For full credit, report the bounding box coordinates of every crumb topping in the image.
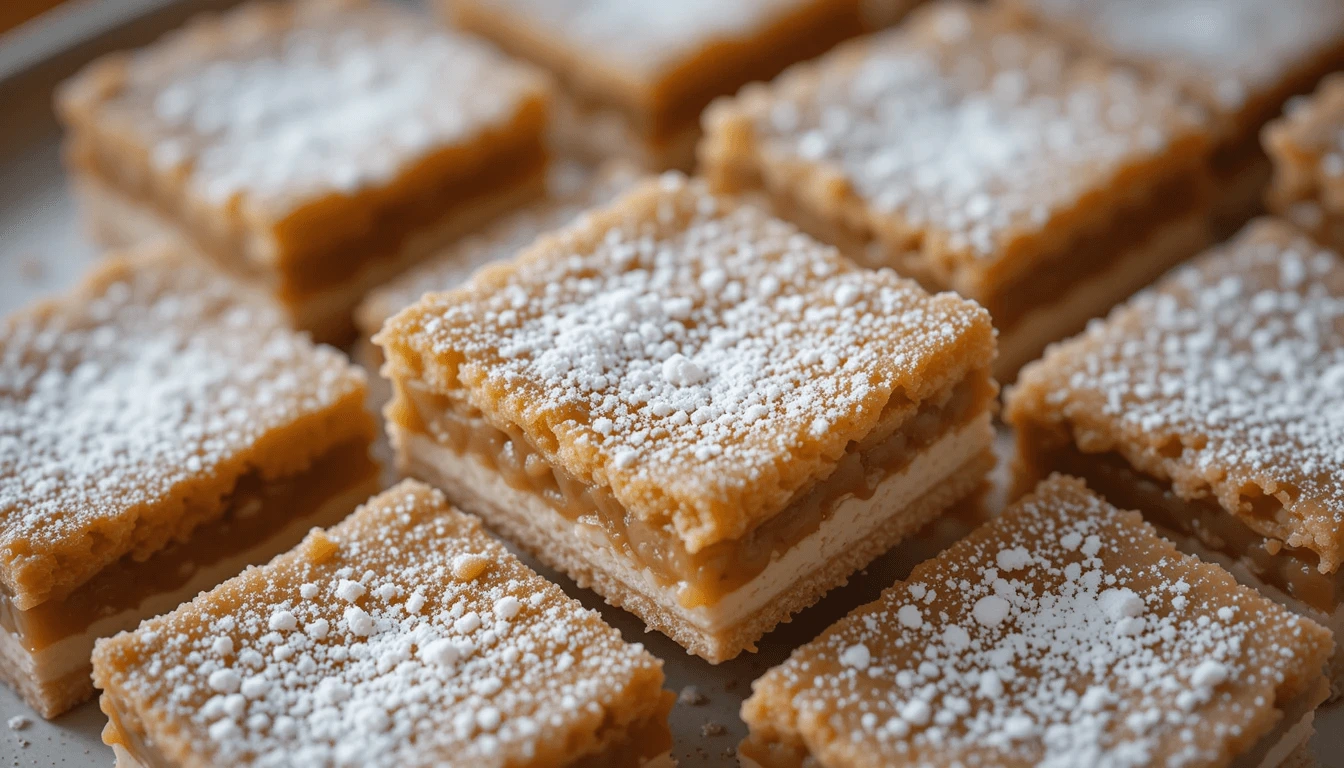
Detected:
[356,162,642,335]
[745,475,1332,767]
[707,2,1205,268]
[63,0,547,213]
[378,174,993,552]
[465,0,822,78]
[0,246,368,610]
[1009,219,1344,571]
[92,480,665,767]
[1010,0,1344,112]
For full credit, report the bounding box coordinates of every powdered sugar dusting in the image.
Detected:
[1265,74,1344,250]
[357,163,641,335]
[379,174,993,551]
[712,2,1203,266]
[1012,0,1344,112]
[0,247,366,609]
[92,481,665,767]
[745,475,1332,766]
[1009,219,1344,571]
[463,0,820,78]
[74,0,546,212]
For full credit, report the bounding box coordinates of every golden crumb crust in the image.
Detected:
[377,174,994,553]
[0,244,372,610]
[92,479,670,768]
[742,474,1334,768]
[1007,219,1344,572]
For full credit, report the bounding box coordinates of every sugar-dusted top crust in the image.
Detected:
[1008,219,1344,572]
[57,0,549,218]
[356,162,642,336]
[378,174,994,553]
[743,475,1333,768]
[1006,0,1344,117]
[0,245,370,610]
[452,0,840,83]
[92,480,667,768]
[701,1,1207,288]
[1265,73,1344,219]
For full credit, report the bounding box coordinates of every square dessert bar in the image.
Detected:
[354,162,642,363]
[376,175,998,663]
[0,245,378,718]
[1266,73,1344,254]
[443,0,894,171]
[1001,0,1344,233]
[93,480,674,768]
[1006,218,1344,698]
[701,1,1214,379]
[56,0,552,343]
[740,475,1334,768]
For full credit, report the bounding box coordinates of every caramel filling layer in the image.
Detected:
[980,172,1204,333]
[0,441,378,652]
[393,374,994,609]
[1044,446,1341,615]
[65,104,547,300]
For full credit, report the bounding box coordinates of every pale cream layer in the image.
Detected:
[401,411,992,635]
[2,483,372,688]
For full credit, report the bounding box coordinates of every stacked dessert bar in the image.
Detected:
[0,245,378,717]
[700,1,1215,378]
[56,0,552,342]
[376,174,999,663]
[1266,73,1344,253]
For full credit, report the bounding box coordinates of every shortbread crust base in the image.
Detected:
[71,170,544,344]
[0,479,377,719]
[392,416,993,663]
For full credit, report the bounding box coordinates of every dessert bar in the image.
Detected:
[0,245,378,718]
[1006,218,1344,697]
[93,480,673,767]
[442,0,895,171]
[354,161,641,364]
[740,475,1334,768]
[376,174,998,663]
[1001,0,1344,234]
[701,1,1213,378]
[57,0,552,342]
[1266,73,1344,253]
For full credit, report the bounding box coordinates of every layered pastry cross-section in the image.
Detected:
[376,174,998,663]
[442,0,895,171]
[93,480,673,768]
[1000,0,1344,234]
[354,161,642,366]
[740,475,1335,768]
[700,1,1214,378]
[56,0,552,343]
[0,245,378,718]
[1007,218,1344,698]
[1265,73,1344,254]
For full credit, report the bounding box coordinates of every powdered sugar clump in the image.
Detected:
[744,475,1332,766]
[380,175,992,551]
[92,481,665,767]
[1009,219,1344,570]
